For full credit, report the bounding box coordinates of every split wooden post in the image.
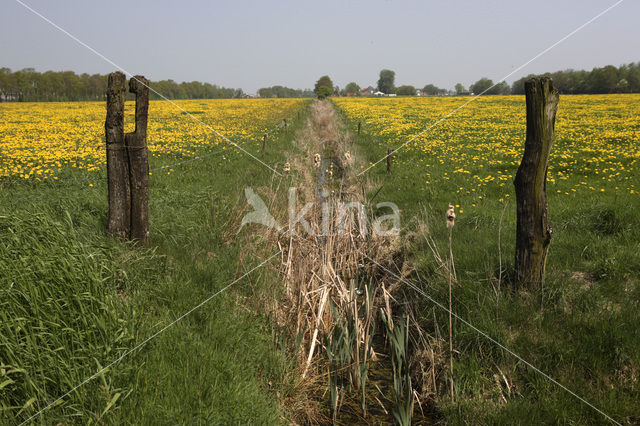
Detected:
[106,71,130,238]
[261,133,267,157]
[126,76,150,244]
[514,77,558,290]
[386,147,392,173]
[357,121,361,135]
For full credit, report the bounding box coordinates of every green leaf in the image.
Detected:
[18,397,36,415]
[101,392,121,417]
[0,379,14,390]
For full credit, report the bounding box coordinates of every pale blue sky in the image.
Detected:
[1,0,638,93]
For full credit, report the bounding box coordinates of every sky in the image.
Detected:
[1,0,639,94]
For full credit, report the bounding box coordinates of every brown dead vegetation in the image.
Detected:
[246,101,450,424]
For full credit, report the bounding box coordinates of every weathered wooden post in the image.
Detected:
[106,71,130,238]
[514,77,558,290]
[357,121,361,135]
[126,76,150,244]
[284,118,288,134]
[261,133,267,157]
[386,147,392,173]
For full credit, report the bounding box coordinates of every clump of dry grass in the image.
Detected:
[248,100,454,423]
[264,100,413,421]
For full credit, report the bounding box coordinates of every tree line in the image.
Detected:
[257,85,314,98]
[0,68,244,101]
[3,61,639,102]
[317,61,640,97]
[511,62,640,94]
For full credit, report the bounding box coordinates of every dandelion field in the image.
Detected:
[334,94,640,205]
[0,98,304,181]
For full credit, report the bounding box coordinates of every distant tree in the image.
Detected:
[333,85,341,96]
[588,65,619,93]
[616,78,630,93]
[316,86,332,99]
[344,82,361,96]
[454,83,466,94]
[422,84,443,96]
[258,87,274,98]
[377,69,395,94]
[257,86,310,98]
[470,77,494,95]
[396,85,417,96]
[624,62,640,92]
[493,81,511,95]
[314,75,334,98]
[511,75,533,95]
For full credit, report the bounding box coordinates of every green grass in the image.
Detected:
[336,102,640,424]
[3,97,637,424]
[0,103,309,424]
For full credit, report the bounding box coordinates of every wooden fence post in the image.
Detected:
[126,76,150,244]
[386,147,392,173]
[514,77,558,290]
[262,133,267,157]
[284,118,288,134]
[106,71,130,238]
[358,121,361,135]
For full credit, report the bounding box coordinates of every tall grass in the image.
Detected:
[0,211,155,422]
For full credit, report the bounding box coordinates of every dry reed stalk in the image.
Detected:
[446,204,456,401]
[303,286,329,378]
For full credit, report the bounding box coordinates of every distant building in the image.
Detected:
[361,86,375,96]
[374,91,385,96]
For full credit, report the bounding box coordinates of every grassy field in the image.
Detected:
[334,94,640,424]
[1,94,638,424]
[0,99,308,424]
